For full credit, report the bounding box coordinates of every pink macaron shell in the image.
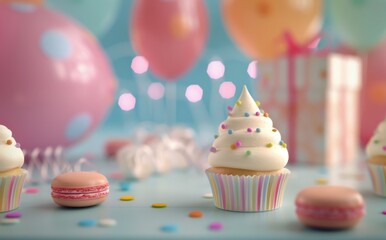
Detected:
[51,171,109,208]
[295,186,365,229]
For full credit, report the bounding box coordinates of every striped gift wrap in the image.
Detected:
[206,169,290,212]
[0,169,28,212]
[367,163,386,197]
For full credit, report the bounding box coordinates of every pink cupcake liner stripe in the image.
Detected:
[206,170,290,212]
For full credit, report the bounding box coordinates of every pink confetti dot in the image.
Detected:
[5,212,22,218]
[382,210,386,215]
[221,124,227,129]
[25,187,39,194]
[247,128,252,133]
[209,222,223,231]
[227,106,233,111]
[255,112,260,116]
[382,146,386,151]
[236,141,241,147]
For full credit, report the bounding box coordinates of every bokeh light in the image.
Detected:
[118,93,136,111]
[147,82,165,100]
[185,84,203,103]
[131,56,149,74]
[219,81,236,99]
[207,60,225,80]
[247,61,257,79]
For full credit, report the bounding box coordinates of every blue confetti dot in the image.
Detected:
[65,113,92,141]
[78,219,97,227]
[10,3,36,12]
[40,31,71,60]
[120,182,132,191]
[160,224,178,233]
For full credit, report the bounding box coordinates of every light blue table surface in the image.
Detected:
[0,156,385,240]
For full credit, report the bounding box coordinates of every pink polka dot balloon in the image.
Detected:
[0,3,116,150]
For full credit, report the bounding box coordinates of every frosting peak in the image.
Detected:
[0,125,24,172]
[366,118,386,158]
[208,86,288,171]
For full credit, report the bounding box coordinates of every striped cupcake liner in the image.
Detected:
[0,169,28,212]
[206,170,290,212]
[367,163,386,197]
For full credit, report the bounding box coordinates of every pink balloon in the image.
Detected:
[360,41,386,146]
[131,0,208,81]
[0,3,116,150]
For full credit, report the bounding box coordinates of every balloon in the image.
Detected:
[222,0,322,60]
[329,0,386,50]
[0,4,116,150]
[46,0,120,36]
[131,0,208,81]
[0,0,42,5]
[360,41,386,145]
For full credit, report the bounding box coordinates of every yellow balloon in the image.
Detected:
[222,0,322,60]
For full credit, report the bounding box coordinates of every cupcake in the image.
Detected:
[366,118,386,196]
[206,86,290,212]
[0,125,28,212]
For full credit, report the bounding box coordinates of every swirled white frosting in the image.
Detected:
[208,86,288,171]
[0,125,24,172]
[366,118,386,158]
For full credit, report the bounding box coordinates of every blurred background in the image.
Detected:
[1,0,386,167]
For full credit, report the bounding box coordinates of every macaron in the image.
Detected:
[51,171,109,207]
[295,186,365,229]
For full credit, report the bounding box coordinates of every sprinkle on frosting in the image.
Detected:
[282,143,287,148]
[235,141,242,147]
[245,150,251,156]
[236,100,242,106]
[263,112,269,117]
[244,112,250,117]
[230,144,237,150]
[247,128,252,133]
[255,112,260,116]
[255,101,260,106]
[266,143,273,148]
[210,147,217,153]
[272,129,277,132]
[214,134,218,139]
[228,129,233,135]
[221,124,227,129]
[6,139,12,145]
[255,128,261,133]
[383,146,386,151]
[227,106,233,111]
[374,140,379,144]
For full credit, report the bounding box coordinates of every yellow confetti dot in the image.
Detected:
[266,143,273,148]
[255,101,261,106]
[315,178,328,185]
[152,203,168,208]
[119,196,135,201]
[282,143,287,148]
[236,100,242,106]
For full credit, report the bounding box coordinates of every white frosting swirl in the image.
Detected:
[0,125,24,172]
[366,118,386,158]
[208,86,288,171]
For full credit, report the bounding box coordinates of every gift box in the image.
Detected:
[256,53,362,166]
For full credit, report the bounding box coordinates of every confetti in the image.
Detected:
[210,147,217,153]
[189,210,203,218]
[5,212,22,219]
[244,112,250,117]
[221,124,227,129]
[255,112,260,116]
[247,128,252,133]
[24,187,39,194]
[227,106,233,111]
[315,178,328,185]
[0,218,20,225]
[227,129,233,135]
[255,101,261,106]
[245,150,251,156]
[263,112,269,117]
[272,129,277,132]
[230,144,237,150]
[119,196,135,201]
[99,218,117,227]
[382,210,386,215]
[256,128,261,133]
[202,193,213,199]
[78,219,97,227]
[236,100,242,106]
[152,203,167,208]
[119,182,132,191]
[160,224,178,232]
[209,222,223,231]
[266,143,273,148]
[383,146,386,151]
[282,143,287,148]
[235,141,242,147]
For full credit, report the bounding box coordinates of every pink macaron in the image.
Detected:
[295,186,365,229]
[51,171,109,207]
